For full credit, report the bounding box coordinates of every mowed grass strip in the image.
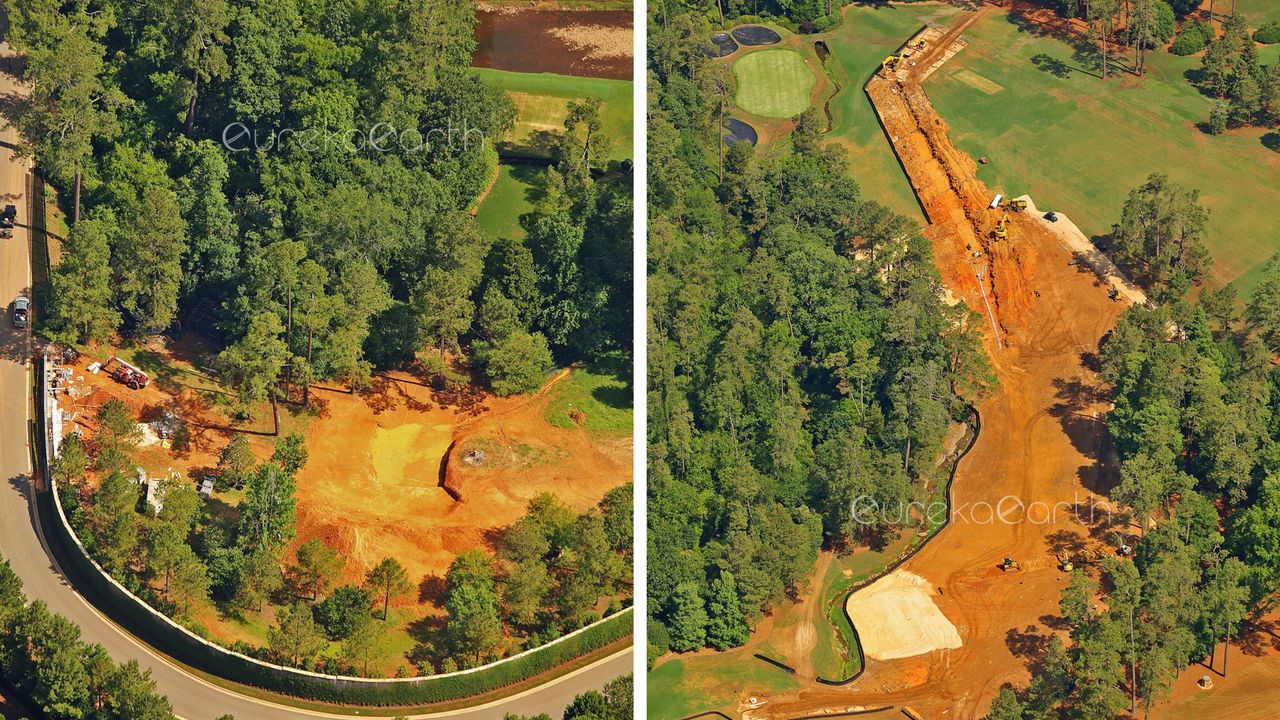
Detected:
[926,10,1280,290]
[473,68,633,161]
[475,164,543,241]
[733,49,816,118]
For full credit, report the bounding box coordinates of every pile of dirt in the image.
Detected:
[472,9,632,79]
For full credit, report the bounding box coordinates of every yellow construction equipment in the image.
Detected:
[1058,554,1074,572]
[992,212,1011,240]
[1005,198,1028,212]
[999,557,1022,572]
[880,55,902,75]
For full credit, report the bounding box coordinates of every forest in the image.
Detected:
[645,10,991,660]
[8,0,631,404]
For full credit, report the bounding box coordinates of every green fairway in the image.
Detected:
[472,68,633,161]
[733,49,817,118]
[1237,0,1280,28]
[925,10,1280,290]
[474,163,542,240]
[821,3,963,222]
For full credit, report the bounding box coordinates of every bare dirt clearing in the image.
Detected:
[62,339,631,619]
[757,8,1130,717]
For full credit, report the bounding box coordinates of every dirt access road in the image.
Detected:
[756,7,1131,717]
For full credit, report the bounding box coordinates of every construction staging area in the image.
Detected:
[752,8,1138,718]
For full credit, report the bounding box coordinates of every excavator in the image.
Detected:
[880,54,902,76]
[992,212,1011,240]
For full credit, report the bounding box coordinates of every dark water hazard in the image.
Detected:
[814,40,830,63]
[472,9,632,80]
[702,32,739,58]
[723,117,758,146]
[731,25,782,46]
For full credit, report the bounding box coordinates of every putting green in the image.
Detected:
[733,49,816,119]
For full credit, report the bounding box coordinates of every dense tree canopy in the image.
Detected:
[646,7,990,660]
[13,0,630,397]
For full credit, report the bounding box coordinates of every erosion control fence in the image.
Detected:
[33,353,632,706]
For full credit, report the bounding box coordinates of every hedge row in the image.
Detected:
[41,490,631,703]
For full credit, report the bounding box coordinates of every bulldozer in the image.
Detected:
[102,356,150,390]
[999,557,1022,572]
[880,55,902,75]
[992,212,1011,241]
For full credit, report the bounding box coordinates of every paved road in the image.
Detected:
[0,42,630,720]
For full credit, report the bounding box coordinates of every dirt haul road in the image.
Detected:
[758,9,1131,718]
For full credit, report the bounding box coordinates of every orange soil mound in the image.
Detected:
[293,371,631,605]
[755,9,1133,718]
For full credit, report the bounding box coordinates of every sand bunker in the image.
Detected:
[845,571,961,661]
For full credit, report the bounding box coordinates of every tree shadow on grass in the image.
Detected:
[1031,53,1075,78]
[1263,131,1280,152]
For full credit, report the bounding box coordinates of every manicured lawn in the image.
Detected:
[544,351,632,433]
[733,49,817,118]
[925,9,1280,290]
[474,164,543,241]
[821,3,963,222]
[472,68,633,161]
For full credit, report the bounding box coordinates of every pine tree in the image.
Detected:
[704,572,749,650]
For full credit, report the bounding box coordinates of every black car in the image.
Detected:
[0,205,15,229]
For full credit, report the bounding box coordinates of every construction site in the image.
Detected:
[47,335,631,657]
[664,3,1280,719]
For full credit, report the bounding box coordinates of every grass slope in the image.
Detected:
[822,3,963,222]
[733,49,817,118]
[473,68,633,161]
[474,164,543,241]
[925,10,1280,290]
[544,351,632,433]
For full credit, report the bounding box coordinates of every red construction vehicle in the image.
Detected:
[102,356,150,389]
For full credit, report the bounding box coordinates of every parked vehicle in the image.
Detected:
[12,296,30,329]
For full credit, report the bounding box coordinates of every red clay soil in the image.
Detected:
[60,340,630,620]
[754,9,1135,718]
[292,369,630,599]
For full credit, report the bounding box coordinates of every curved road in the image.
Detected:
[0,44,630,720]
